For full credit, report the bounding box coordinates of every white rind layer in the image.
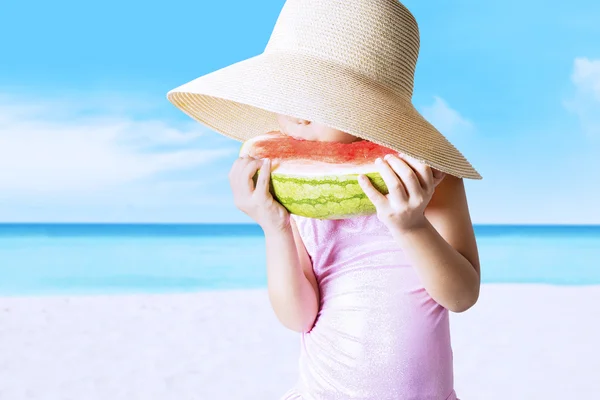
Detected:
[271,160,377,176]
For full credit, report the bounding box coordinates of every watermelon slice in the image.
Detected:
[240,132,396,220]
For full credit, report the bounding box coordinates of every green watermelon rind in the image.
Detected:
[254,171,388,220]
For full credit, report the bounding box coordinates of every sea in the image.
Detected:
[0,224,599,296]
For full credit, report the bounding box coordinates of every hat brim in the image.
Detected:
[167,51,481,179]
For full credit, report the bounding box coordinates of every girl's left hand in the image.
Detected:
[358,154,446,234]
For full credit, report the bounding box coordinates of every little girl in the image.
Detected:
[229,116,480,399]
[166,0,481,398]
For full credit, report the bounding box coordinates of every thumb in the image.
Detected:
[255,158,273,197]
[358,174,388,209]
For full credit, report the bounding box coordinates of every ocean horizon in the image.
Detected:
[1,222,599,235]
[1,223,599,296]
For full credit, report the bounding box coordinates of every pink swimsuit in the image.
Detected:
[282,214,457,400]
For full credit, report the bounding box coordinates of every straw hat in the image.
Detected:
[167,0,482,179]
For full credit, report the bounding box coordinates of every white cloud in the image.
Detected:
[571,57,600,99]
[0,94,236,194]
[564,57,600,138]
[420,96,474,136]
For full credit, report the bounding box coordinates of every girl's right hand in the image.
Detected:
[228,156,290,233]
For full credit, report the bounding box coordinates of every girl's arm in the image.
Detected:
[358,155,480,313]
[228,156,319,332]
[392,175,480,313]
[264,219,320,333]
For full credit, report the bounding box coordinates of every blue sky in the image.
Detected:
[0,0,599,224]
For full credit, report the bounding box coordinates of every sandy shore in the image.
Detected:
[1,284,599,399]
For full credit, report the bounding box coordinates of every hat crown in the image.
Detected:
[265,0,420,99]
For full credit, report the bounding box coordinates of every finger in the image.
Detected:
[240,158,262,192]
[376,158,407,202]
[229,156,252,189]
[394,154,433,191]
[358,174,388,209]
[231,154,254,173]
[229,155,246,177]
[432,169,446,187]
[409,158,434,191]
[254,158,272,197]
[383,155,420,198]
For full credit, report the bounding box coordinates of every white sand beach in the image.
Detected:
[1,284,599,400]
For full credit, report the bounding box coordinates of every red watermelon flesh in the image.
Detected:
[241,131,396,165]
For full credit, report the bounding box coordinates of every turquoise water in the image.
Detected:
[0,224,599,296]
